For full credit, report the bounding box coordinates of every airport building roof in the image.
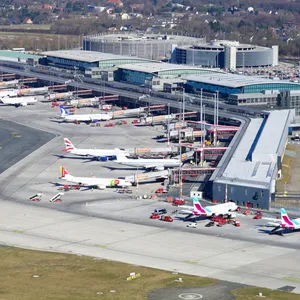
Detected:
[215,109,294,188]
[185,73,300,89]
[119,62,222,75]
[42,50,154,63]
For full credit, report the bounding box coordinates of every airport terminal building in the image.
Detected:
[209,109,294,209]
[116,63,223,91]
[39,50,155,78]
[173,40,278,70]
[184,73,300,96]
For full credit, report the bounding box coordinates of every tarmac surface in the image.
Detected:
[0,103,300,294]
[0,119,54,173]
[148,282,243,300]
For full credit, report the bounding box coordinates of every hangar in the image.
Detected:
[210,109,295,210]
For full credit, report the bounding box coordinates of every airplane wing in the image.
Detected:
[145,164,165,171]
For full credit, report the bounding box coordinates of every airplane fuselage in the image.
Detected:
[116,158,181,169]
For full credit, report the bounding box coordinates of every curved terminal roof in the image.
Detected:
[119,62,223,74]
[41,50,155,63]
[185,73,300,89]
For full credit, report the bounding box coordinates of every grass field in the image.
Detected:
[0,246,298,300]
[0,246,217,300]
[232,287,300,300]
[276,144,295,193]
[0,24,51,31]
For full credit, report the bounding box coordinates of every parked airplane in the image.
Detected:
[269,208,300,235]
[59,105,112,123]
[0,89,18,97]
[60,166,132,189]
[63,138,128,160]
[0,96,38,107]
[181,197,238,218]
[114,151,182,170]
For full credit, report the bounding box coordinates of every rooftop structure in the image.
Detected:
[39,50,154,71]
[211,109,295,209]
[118,62,222,75]
[185,73,300,95]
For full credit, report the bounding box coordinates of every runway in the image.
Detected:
[0,104,300,294]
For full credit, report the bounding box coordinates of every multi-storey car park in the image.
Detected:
[173,40,278,70]
[82,33,205,61]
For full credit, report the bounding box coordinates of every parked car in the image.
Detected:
[132,119,140,124]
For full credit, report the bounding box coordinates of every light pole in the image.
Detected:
[167,102,170,147]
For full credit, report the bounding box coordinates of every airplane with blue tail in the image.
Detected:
[59,105,112,123]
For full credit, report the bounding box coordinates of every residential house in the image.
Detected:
[23,18,33,24]
[107,0,123,8]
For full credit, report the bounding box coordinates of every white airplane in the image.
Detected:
[63,138,128,161]
[59,105,112,123]
[114,151,182,171]
[269,208,300,235]
[60,166,132,189]
[181,197,238,217]
[0,96,38,107]
[0,89,18,97]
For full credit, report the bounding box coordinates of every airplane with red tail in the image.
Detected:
[59,166,132,189]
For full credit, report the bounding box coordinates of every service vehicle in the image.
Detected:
[161,215,173,222]
[155,188,167,194]
[154,208,167,214]
[205,221,215,227]
[173,198,185,206]
[150,213,160,219]
[105,123,115,127]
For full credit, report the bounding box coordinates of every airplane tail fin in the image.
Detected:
[280,208,294,228]
[60,166,69,178]
[193,196,206,214]
[60,105,69,117]
[63,138,75,152]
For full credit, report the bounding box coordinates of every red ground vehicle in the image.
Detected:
[132,119,140,124]
[155,188,167,194]
[211,215,227,225]
[121,120,127,124]
[150,213,160,219]
[243,210,251,215]
[105,123,115,127]
[234,220,241,227]
[161,215,173,222]
[173,198,185,206]
[253,211,263,219]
